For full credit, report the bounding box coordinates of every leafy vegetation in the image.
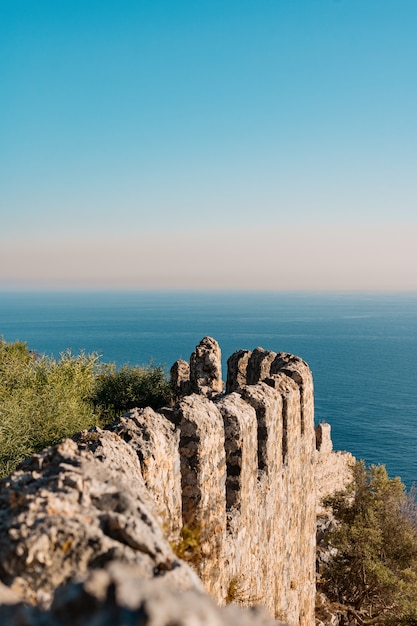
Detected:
[170,524,203,567]
[92,363,172,420]
[322,461,417,624]
[0,338,172,478]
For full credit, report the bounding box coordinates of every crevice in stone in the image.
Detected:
[256,407,268,473]
[179,422,202,527]
[223,414,243,514]
[282,398,288,465]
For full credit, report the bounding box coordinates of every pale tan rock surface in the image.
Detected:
[0,562,284,626]
[315,422,355,515]
[226,349,252,393]
[169,341,317,625]
[106,407,183,543]
[170,358,191,399]
[0,432,201,607]
[190,336,223,396]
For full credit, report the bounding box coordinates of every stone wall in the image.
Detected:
[0,433,203,608]
[0,336,354,626]
[314,422,355,515]
[133,337,319,626]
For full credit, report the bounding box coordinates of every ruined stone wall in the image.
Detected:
[0,336,355,626]
[0,435,282,626]
[114,337,318,626]
[314,422,355,515]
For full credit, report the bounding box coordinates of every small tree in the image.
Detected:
[91,364,173,419]
[322,461,417,623]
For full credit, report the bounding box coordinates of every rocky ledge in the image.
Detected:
[0,421,282,625]
[0,562,279,626]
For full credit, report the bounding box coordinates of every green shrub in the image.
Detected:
[0,339,106,477]
[322,461,417,624]
[91,364,173,419]
[0,338,172,478]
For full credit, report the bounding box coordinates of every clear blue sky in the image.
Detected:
[1,0,416,290]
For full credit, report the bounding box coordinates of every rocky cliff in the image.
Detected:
[0,337,353,626]
[315,422,354,516]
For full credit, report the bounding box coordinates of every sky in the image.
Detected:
[1,0,416,291]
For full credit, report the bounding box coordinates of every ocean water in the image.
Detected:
[1,290,417,487]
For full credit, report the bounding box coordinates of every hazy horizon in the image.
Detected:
[2,0,416,291]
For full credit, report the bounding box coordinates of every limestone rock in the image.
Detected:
[315,422,332,454]
[0,563,284,626]
[173,393,227,600]
[190,336,223,396]
[226,349,252,393]
[246,348,277,385]
[0,432,201,607]
[106,408,183,542]
[0,581,22,605]
[216,392,258,510]
[315,423,355,515]
[170,358,191,398]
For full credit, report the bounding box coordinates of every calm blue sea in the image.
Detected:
[1,291,417,487]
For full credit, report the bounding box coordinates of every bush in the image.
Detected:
[322,461,417,624]
[0,338,172,478]
[0,339,106,477]
[91,364,173,419]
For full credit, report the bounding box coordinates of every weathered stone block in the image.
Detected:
[0,434,200,607]
[190,336,223,396]
[226,349,252,393]
[174,394,227,599]
[106,407,182,542]
[170,359,191,398]
[246,348,277,385]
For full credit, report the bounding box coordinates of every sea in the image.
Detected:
[1,290,417,488]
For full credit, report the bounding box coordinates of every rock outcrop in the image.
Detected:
[0,432,201,607]
[315,422,354,515]
[172,336,223,398]
[0,563,281,626]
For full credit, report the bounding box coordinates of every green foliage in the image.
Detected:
[170,524,202,567]
[0,338,172,478]
[0,339,106,477]
[225,575,262,606]
[91,364,173,419]
[225,577,242,604]
[322,461,417,623]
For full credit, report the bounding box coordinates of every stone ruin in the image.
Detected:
[0,337,353,626]
[167,337,317,625]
